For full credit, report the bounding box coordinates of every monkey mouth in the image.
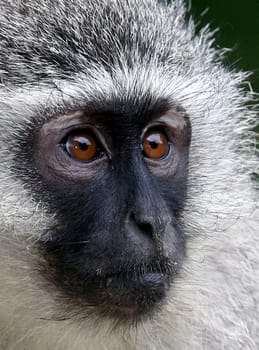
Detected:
[43,253,174,319]
[42,242,178,319]
[89,270,172,319]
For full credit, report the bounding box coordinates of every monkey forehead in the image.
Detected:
[0,0,242,110]
[0,0,189,83]
[0,63,250,154]
[0,0,250,125]
[0,56,242,128]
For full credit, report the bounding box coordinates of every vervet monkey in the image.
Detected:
[0,0,258,349]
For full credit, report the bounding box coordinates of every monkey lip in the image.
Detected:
[94,271,171,317]
[103,271,168,288]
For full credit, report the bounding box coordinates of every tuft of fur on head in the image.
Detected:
[0,0,258,349]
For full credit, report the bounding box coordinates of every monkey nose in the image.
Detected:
[125,211,155,239]
[130,212,155,235]
[126,209,169,240]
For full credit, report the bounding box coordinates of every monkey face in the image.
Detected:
[15,99,191,320]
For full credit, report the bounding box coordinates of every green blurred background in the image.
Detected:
[190,0,259,93]
[189,0,259,138]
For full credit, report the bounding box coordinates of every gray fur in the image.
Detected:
[0,0,258,349]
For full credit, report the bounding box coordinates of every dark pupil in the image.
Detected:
[148,135,161,149]
[150,141,158,149]
[76,137,89,151]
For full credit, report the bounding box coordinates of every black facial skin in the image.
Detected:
[14,97,191,321]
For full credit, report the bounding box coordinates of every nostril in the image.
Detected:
[137,222,154,236]
[128,212,155,237]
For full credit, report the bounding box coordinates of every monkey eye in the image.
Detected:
[142,129,170,160]
[62,130,102,162]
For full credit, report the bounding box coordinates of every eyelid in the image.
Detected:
[60,126,112,161]
[141,124,173,145]
[141,122,172,142]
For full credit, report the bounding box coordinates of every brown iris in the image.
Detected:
[142,130,170,160]
[64,131,99,162]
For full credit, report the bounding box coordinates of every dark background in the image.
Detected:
[190,0,259,92]
[189,0,259,136]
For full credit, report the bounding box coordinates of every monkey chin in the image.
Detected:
[41,239,177,322]
[93,271,171,320]
[43,252,173,322]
